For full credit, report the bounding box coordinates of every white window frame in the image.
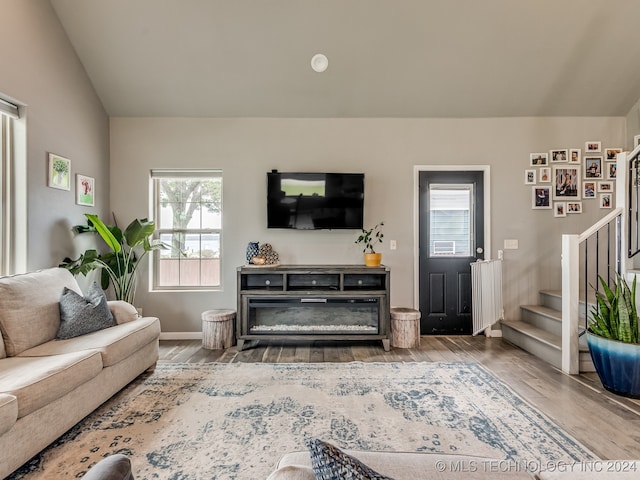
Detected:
[1,99,26,276]
[150,169,223,292]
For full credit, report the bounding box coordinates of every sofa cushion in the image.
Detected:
[0,350,102,418]
[306,438,393,480]
[266,465,315,480]
[0,331,6,359]
[0,393,17,436]
[278,451,536,480]
[108,301,139,325]
[18,317,160,367]
[84,454,135,480]
[0,268,81,356]
[58,282,115,339]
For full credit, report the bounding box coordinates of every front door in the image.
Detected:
[418,170,484,334]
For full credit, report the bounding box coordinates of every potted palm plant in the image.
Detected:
[587,273,640,398]
[355,222,384,267]
[60,213,167,304]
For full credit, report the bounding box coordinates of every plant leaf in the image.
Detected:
[85,214,121,253]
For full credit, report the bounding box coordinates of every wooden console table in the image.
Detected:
[236,264,390,351]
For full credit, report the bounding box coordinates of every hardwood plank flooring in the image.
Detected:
[158,336,640,460]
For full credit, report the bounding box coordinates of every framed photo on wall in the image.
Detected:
[553,166,580,200]
[76,174,95,206]
[567,202,582,214]
[569,149,581,164]
[598,181,613,192]
[532,186,552,209]
[607,162,617,179]
[48,153,71,191]
[530,153,548,166]
[584,156,603,180]
[583,181,596,198]
[600,193,612,209]
[585,141,602,153]
[539,167,551,183]
[550,149,568,163]
[525,169,536,185]
[605,148,622,161]
[554,202,566,217]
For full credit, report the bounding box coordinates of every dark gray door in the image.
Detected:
[419,170,484,334]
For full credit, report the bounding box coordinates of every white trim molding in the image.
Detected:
[160,331,203,340]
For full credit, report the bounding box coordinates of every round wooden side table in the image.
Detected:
[201,309,236,350]
[390,307,421,349]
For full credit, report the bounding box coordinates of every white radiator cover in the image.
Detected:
[471,259,504,336]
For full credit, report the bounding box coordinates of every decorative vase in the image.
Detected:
[364,253,382,267]
[587,331,640,398]
[245,241,259,263]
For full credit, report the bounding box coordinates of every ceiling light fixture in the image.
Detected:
[311,54,328,73]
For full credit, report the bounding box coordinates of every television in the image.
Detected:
[267,171,364,230]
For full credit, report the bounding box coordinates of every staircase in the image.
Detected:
[502,290,594,372]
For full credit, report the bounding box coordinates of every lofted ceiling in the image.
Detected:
[50,0,640,118]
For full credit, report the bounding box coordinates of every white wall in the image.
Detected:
[0,0,109,272]
[110,117,625,333]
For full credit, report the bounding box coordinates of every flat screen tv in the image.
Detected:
[267,171,364,230]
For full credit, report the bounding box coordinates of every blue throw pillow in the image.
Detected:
[305,438,394,480]
[57,282,115,339]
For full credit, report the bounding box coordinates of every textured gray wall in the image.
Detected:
[0,0,109,274]
[110,117,625,333]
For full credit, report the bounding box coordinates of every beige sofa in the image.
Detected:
[0,268,160,478]
[268,450,640,480]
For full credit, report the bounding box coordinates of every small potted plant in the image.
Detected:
[355,222,384,267]
[587,273,640,398]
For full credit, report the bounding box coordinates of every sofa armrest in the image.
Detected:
[108,301,139,324]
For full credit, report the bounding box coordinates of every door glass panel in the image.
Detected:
[429,184,473,257]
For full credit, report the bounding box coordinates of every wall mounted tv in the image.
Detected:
[267,171,364,230]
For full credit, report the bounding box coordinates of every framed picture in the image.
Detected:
[584,156,603,179]
[554,202,566,217]
[605,148,622,161]
[635,135,640,148]
[569,149,581,164]
[539,167,551,183]
[585,141,602,153]
[48,153,71,191]
[532,186,552,209]
[553,165,580,200]
[607,162,617,179]
[550,149,568,163]
[583,181,596,198]
[524,169,536,185]
[567,202,582,214]
[530,153,548,166]
[600,193,612,209]
[598,181,613,192]
[76,174,95,206]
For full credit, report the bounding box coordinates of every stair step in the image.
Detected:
[502,320,562,369]
[520,305,562,337]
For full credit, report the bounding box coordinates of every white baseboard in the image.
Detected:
[160,332,203,340]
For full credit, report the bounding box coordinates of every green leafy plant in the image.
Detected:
[589,274,640,344]
[355,222,384,254]
[60,214,168,304]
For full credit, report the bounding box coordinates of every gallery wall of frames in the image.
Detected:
[526,141,619,218]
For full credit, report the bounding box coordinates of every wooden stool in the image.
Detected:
[202,309,236,350]
[390,307,421,349]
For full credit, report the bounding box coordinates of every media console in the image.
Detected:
[236,264,390,351]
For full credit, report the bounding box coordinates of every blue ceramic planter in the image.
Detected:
[587,331,640,398]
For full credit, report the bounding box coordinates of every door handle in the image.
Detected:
[476,247,484,254]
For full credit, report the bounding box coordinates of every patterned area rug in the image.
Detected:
[10,362,596,479]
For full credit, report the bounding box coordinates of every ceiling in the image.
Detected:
[50,0,640,118]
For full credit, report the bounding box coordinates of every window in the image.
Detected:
[0,98,23,276]
[151,170,222,290]
[429,184,474,257]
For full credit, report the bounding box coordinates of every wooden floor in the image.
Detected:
[159,336,640,460]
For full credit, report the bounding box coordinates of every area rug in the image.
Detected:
[9,362,596,479]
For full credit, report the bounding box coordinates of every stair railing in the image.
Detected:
[561,143,640,374]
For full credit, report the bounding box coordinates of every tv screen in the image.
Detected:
[267,172,364,230]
